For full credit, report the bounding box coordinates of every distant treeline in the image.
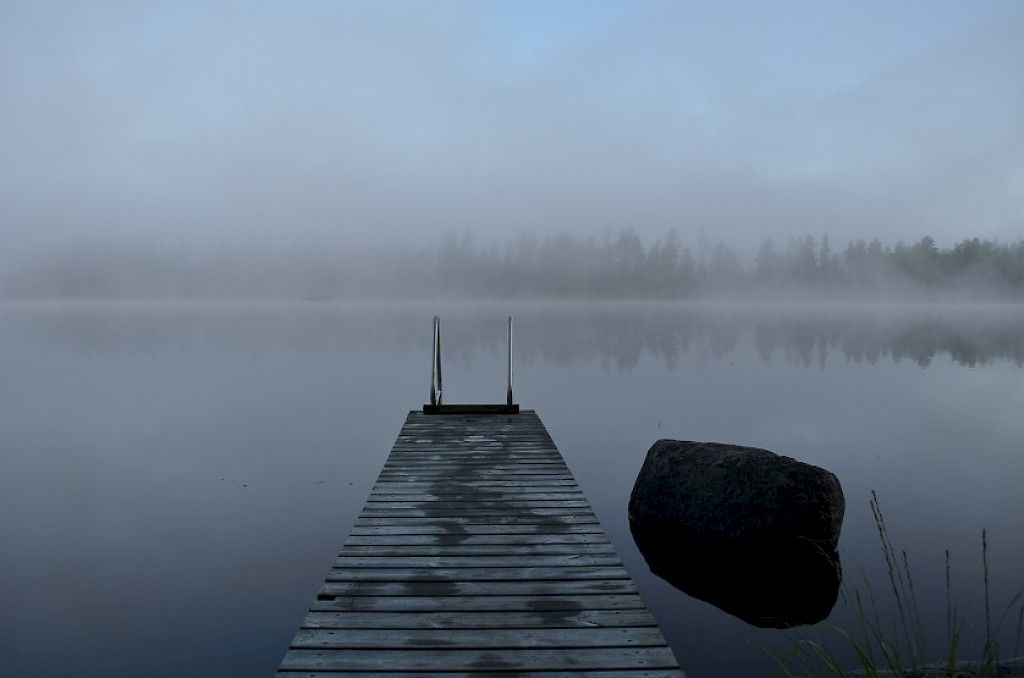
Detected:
[4,230,1024,300]
[419,230,1024,299]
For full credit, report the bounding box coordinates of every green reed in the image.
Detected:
[769,492,1024,677]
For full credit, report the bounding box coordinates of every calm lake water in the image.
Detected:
[1,300,1022,676]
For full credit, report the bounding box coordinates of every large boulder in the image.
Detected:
[628,439,845,627]
[628,439,845,550]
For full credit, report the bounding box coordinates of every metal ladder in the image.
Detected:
[423,315,519,415]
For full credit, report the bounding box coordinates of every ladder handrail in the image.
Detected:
[428,315,515,409]
[430,316,442,406]
[506,315,513,407]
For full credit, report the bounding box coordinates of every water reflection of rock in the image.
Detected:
[630,524,842,628]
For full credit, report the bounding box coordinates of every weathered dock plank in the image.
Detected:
[290,627,667,648]
[343,534,609,545]
[278,410,682,675]
[325,566,631,581]
[280,647,680,672]
[300,609,661,630]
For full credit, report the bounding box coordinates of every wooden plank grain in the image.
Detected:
[309,594,647,612]
[279,646,681,672]
[333,555,624,568]
[337,543,617,556]
[362,500,591,509]
[356,510,598,520]
[279,671,684,678]
[372,479,580,489]
[299,609,660,630]
[354,519,599,528]
[277,410,681,674]
[343,534,610,545]
[366,492,585,502]
[326,566,631,581]
[316,579,638,597]
[290,627,668,649]
[349,524,606,536]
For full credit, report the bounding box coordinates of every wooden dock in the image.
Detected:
[278,410,683,676]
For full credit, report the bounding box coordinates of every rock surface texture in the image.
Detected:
[628,439,845,549]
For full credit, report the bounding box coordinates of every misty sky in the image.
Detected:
[2,1,1022,264]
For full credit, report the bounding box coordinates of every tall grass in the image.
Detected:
[770,491,1024,677]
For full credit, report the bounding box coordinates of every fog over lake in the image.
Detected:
[3,1,1023,674]
[2,2,1023,265]
[1,301,1021,676]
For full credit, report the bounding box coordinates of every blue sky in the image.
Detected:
[1,1,1022,259]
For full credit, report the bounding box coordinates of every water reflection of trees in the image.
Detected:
[516,306,1024,370]
[5,302,1023,370]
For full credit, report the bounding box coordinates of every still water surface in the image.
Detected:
[1,301,1022,676]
